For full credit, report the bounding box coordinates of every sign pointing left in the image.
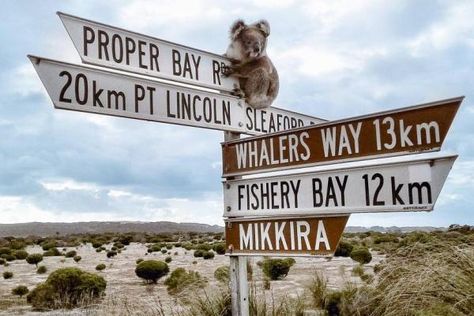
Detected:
[28,56,321,135]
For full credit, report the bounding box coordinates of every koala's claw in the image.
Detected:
[221,65,233,77]
[231,87,246,99]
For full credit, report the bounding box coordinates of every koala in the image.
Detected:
[222,19,279,109]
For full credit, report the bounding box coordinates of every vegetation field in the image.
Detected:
[0,225,472,315]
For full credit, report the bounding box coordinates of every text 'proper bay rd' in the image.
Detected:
[221,97,462,176]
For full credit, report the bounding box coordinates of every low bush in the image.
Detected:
[136,258,144,264]
[95,264,106,271]
[214,266,229,283]
[73,256,82,263]
[164,268,206,295]
[26,267,106,309]
[65,250,77,258]
[37,266,47,274]
[334,240,354,257]
[350,247,372,264]
[26,254,43,267]
[106,250,117,258]
[307,270,328,309]
[0,247,11,255]
[160,249,167,254]
[213,243,226,255]
[13,250,28,260]
[261,258,295,280]
[43,247,61,257]
[194,249,204,257]
[2,254,15,261]
[135,260,169,283]
[203,251,215,260]
[165,256,172,263]
[0,258,5,265]
[12,285,29,297]
[3,271,13,279]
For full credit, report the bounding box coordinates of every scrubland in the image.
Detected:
[0,225,472,315]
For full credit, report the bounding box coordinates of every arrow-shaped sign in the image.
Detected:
[225,215,349,257]
[222,97,462,176]
[28,55,323,135]
[223,154,456,217]
[58,12,238,93]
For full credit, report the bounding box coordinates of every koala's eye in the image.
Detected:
[246,41,252,45]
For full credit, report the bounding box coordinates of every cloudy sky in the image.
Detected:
[1,0,473,227]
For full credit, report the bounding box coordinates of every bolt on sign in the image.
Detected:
[223,154,456,218]
[225,216,349,256]
[29,55,323,135]
[58,12,238,92]
[221,97,462,176]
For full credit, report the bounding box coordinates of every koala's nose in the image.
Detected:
[253,45,261,53]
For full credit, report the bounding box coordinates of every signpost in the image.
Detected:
[28,12,464,316]
[223,155,456,218]
[225,215,349,256]
[29,55,323,135]
[222,97,462,176]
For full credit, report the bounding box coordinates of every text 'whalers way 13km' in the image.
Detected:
[221,97,462,176]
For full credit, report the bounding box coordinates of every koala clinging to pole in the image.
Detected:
[222,19,279,109]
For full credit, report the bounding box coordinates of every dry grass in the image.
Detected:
[362,244,474,316]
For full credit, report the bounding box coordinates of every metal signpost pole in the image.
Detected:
[225,131,249,316]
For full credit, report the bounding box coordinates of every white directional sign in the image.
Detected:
[29,56,323,135]
[58,12,238,92]
[223,154,456,217]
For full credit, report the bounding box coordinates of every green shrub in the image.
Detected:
[92,241,103,248]
[135,260,169,283]
[43,247,61,257]
[136,258,144,265]
[213,243,226,255]
[12,285,29,297]
[2,254,15,261]
[26,254,43,267]
[352,264,365,277]
[334,240,354,257]
[165,256,172,263]
[160,249,167,254]
[0,258,5,265]
[350,247,372,264]
[73,256,82,263]
[261,258,295,280]
[26,267,106,309]
[106,250,117,258]
[214,266,230,283]
[37,266,47,274]
[95,264,106,271]
[194,249,204,257]
[41,241,57,251]
[164,268,206,295]
[0,247,11,255]
[96,248,102,253]
[3,271,13,279]
[13,250,28,260]
[203,251,215,260]
[192,261,197,265]
[166,244,173,250]
[65,250,77,258]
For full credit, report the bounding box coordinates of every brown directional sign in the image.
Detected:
[225,216,348,256]
[222,97,462,177]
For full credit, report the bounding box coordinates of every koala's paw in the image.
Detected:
[221,65,233,77]
[231,86,246,99]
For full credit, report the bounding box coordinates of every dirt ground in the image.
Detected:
[0,243,383,315]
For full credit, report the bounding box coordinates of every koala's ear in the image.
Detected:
[230,19,246,40]
[254,20,270,37]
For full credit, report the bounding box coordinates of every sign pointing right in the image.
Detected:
[222,97,462,177]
